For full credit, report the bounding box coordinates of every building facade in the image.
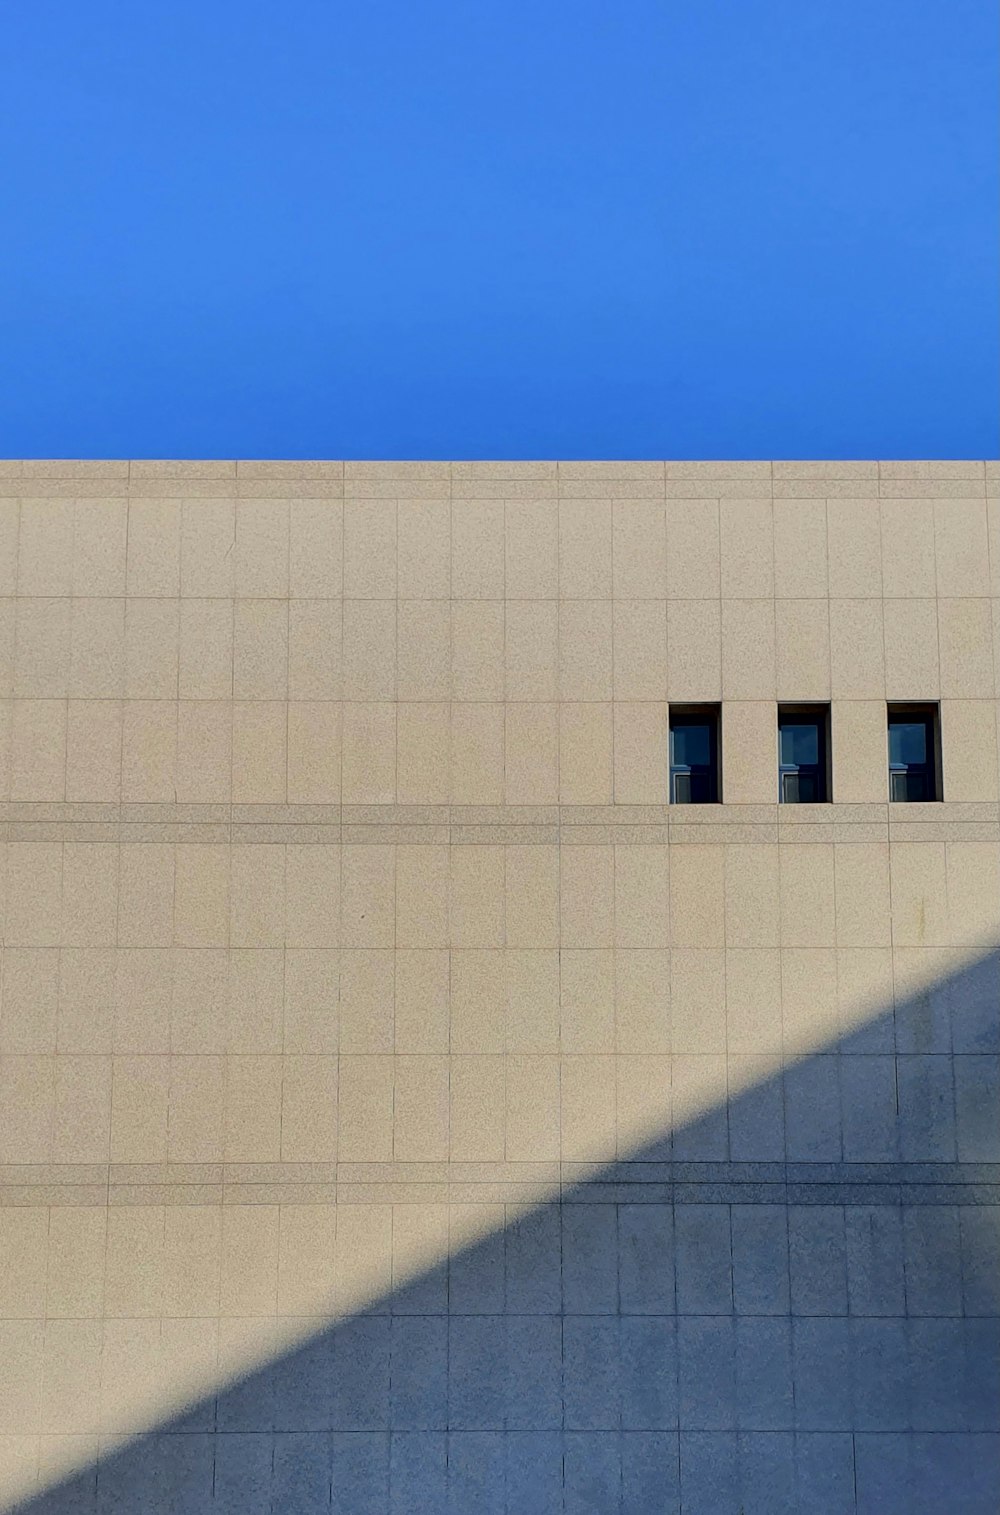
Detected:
[0,458,998,1512]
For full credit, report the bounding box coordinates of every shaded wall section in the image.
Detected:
[9,950,1000,1514]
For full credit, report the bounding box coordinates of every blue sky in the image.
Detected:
[0,1,996,459]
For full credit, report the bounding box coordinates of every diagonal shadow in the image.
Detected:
[12,948,1000,1515]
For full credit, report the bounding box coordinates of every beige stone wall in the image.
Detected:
[0,459,998,1509]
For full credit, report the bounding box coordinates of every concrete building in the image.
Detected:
[0,458,997,1512]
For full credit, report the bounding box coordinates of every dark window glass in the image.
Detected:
[669,709,719,804]
[890,767,931,802]
[671,721,711,770]
[781,768,821,804]
[887,706,938,802]
[779,722,819,768]
[778,708,828,804]
[888,720,928,769]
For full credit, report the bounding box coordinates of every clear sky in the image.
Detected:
[1,1,996,459]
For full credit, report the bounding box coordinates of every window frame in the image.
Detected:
[668,704,721,805]
[887,702,941,803]
[777,703,831,805]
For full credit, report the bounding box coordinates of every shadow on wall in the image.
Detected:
[15,951,1000,1515]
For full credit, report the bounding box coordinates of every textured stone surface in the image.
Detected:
[0,461,997,1511]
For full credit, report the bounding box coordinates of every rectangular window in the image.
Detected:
[887,704,940,802]
[778,705,830,803]
[669,705,720,803]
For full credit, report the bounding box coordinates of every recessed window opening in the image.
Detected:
[778,705,830,804]
[669,705,721,804]
[887,704,940,802]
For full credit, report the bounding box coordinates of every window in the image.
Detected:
[887,704,940,801]
[778,705,829,803]
[669,706,720,803]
